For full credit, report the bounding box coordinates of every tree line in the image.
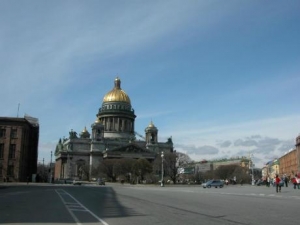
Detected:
[89,152,191,184]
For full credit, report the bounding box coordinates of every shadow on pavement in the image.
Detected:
[0,184,142,224]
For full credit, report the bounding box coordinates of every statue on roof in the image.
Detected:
[55,138,65,155]
[167,136,173,144]
[69,129,78,139]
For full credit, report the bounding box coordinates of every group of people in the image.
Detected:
[267,174,300,193]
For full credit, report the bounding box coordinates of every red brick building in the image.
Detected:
[0,115,39,182]
[279,149,297,177]
[279,134,300,178]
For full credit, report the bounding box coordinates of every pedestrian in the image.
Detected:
[266,176,270,187]
[296,175,300,190]
[275,175,281,193]
[284,175,288,187]
[291,175,297,189]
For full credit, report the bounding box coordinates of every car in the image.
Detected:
[256,179,266,186]
[73,179,82,185]
[97,178,105,185]
[202,180,224,188]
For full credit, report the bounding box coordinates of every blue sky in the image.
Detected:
[1,0,300,168]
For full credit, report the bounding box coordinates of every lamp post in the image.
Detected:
[42,158,44,182]
[250,153,254,185]
[50,151,53,183]
[161,151,164,187]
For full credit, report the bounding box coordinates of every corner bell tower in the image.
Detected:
[145,121,158,144]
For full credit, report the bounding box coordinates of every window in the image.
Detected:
[11,129,17,138]
[7,165,14,176]
[0,129,6,138]
[0,144,4,159]
[0,166,2,177]
[9,144,16,159]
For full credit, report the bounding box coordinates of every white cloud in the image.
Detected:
[169,115,300,167]
[1,1,299,169]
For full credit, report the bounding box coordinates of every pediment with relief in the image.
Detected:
[110,143,151,154]
[104,143,156,159]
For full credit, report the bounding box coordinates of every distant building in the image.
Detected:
[262,134,300,179]
[194,161,211,173]
[211,157,250,170]
[54,77,174,180]
[0,115,39,182]
[279,149,297,178]
[277,134,300,178]
[296,134,300,176]
[261,166,268,179]
[181,157,251,174]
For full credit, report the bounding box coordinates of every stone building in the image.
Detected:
[181,157,252,177]
[0,115,39,182]
[54,77,174,180]
[296,134,300,176]
[278,134,300,178]
[210,157,251,170]
[279,149,297,178]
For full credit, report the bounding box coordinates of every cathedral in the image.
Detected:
[54,77,174,180]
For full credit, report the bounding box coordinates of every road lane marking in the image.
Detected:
[55,189,109,225]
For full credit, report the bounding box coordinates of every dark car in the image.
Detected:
[256,179,266,186]
[97,178,105,185]
[202,180,224,188]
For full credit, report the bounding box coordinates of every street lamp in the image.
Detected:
[161,151,164,187]
[250,153,254,185]
[50,151,53,183]
[43,158,45,182]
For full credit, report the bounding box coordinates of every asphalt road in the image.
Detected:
[0,183,299,225]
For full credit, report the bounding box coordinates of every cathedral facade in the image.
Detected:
[54,77,173,180]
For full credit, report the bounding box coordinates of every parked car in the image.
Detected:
[73,179,82,185]
[255,179,265,186]
[202,180,224,188]
[97,178,105,185]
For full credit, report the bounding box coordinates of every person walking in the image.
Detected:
[275,175,281,193]
[266,176,270,187]
[284,175,288,187]
[291,175,297,189]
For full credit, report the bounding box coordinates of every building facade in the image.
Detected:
[262,135,300,180]
[296,134,300,176]
[279,149,297,178]
[0,115,39,182]
[277,134,300,178]
[54,77,174,180]
[181,157,252,177]
[211,157,250,170]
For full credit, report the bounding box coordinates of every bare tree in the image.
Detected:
[98,159,118,182]
[37,162,49,182]
[158,151,192,184]
[111,158,136,182]
[214,165,239,180]
[132,158,152,183]
[214,164,251,184]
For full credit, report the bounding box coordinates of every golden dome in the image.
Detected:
[146,120,157,131]
[148,120,156,128]
[95,118,101,123]
[103,77,131,104]
[82,126,89,133]
[80,126,90,138]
